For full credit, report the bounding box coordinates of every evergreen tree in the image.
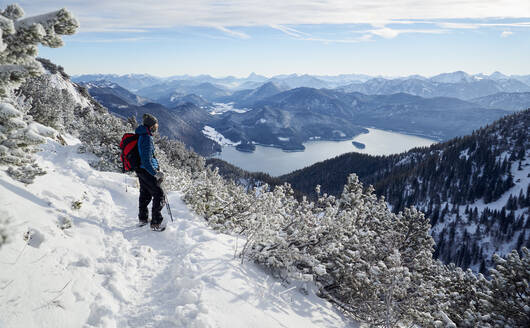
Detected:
[0,4,78,182]
[479,249,530,327]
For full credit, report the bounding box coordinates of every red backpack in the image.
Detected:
[119,133,141,172]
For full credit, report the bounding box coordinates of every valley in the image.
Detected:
[75,70,530,159]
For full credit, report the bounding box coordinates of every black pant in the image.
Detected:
[136,168,164,225]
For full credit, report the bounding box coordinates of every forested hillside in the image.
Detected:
[280,109,530,272]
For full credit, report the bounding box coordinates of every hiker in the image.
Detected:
[135,113,165,230]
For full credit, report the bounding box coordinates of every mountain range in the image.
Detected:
[337,75,530,100]
[75,70,530,114]
[73,71,530,99]
[82,77,523,154]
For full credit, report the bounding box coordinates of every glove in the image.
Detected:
[155,171,165,183]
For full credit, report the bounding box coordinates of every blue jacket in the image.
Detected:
[135,125,159,176]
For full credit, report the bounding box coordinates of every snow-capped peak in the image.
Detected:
[430,71,476,83]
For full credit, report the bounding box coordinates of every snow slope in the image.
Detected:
[0,137,356,328]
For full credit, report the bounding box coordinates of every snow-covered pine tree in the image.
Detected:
[0,4,78,182]
[241,183,323,278]
[428,248,530,327]
[483,248,530,327]
[17,74,78,131]
[318,175,437,327]
[156,135,205,178]
[427,262,487,327]
[184,166,254,232]
[76,106,131,171]
[0,101,55,183]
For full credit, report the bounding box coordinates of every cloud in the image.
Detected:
[364,27,447,39]
[12,1,530,45]
[213,26,250,39]
[294,35,374,44]
[369,27,401,39]
[501,30,513,37]
[437,22,480,29]
[270,25,310,38]
[270,24,375,43]
[438,21,530,29]
[16,0,530,32]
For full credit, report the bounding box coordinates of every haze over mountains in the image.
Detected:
[73,70,530,97]
[75,70,530,155]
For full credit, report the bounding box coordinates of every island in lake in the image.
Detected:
[352,141,366,149]
[235,142,256,153]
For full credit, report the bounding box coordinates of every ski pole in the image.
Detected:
[165,194,174,222]
[158,178,174,222]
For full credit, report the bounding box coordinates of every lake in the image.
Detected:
[212,128,437,176]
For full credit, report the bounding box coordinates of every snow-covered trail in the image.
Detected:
[0,138,356,328]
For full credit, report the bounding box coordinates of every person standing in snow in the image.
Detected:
[135,113,165,231]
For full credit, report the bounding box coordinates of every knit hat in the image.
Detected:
[142,113,158,128]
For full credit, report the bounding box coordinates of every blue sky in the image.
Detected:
[15,0,530,77]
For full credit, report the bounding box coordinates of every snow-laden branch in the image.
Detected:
[0,3,79,183]
[0,4,79,95]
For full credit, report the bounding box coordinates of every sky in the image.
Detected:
[11,0,530,77]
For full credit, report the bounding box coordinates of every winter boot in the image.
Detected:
[150,222,166,232]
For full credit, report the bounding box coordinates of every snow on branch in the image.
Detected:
[14,8,79,48]
[0,4,79,95]
[0,4,79,183]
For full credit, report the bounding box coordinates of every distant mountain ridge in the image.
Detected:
[198,87,512,151]
[338,75,530,100]
[72,71,530,99]
[469,92,530,111]
[73,71,530,116]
